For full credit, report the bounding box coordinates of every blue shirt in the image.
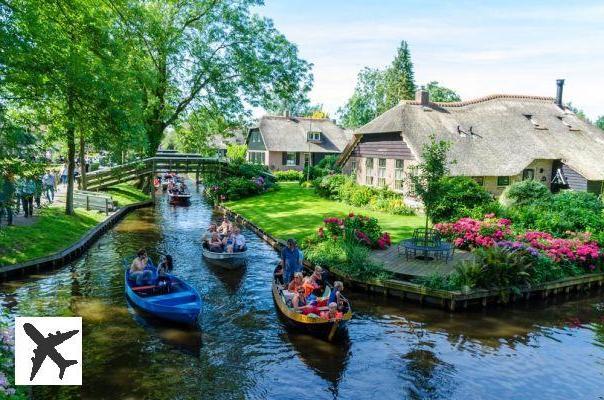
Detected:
[282,247,301,270]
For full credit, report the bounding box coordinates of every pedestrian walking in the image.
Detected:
[34,174,43,208]
[0,173,15,226]
[17,177,35,218]
[43,171,56,203]
[60,164,68,186]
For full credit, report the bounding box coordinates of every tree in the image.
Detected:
[425,81,461,103]
[383,40,416,108]
[226,144,247,162]
[173,107,243,155]
[566,102,591,123]
[109,0,313,155]
[408,135,453,236]
[337,68,387,129]
[596,116,604,131]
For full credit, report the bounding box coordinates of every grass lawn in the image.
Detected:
[225,182,425,243]
[0,207,105,265]
[105,183,150,206]
[0,183,149,266]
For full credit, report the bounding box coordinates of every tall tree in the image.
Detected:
[109,0,313,155]
[337,68,387,129]
[425,81,461,103]
[383,40,416,108]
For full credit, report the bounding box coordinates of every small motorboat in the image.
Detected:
[271,265,352,341]
[201,242,247,269]
[124,263,202,325]
[168,190,191,205]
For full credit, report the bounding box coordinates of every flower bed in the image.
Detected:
[320,213,391,249]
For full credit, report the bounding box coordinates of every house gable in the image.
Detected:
[351,132,415,160]
[247,128,266,151]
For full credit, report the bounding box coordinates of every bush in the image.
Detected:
[226,144,248,162]
[500,180,551,207]
[431,176,495,223]
[316,155,340,171]
[274,170,303,181]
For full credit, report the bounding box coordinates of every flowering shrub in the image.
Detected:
[516,231,600,270]
[435,214,512,249]
[1,321,26,399]
[319,212,389,249]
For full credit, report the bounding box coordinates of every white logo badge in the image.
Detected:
[14,317,82,385]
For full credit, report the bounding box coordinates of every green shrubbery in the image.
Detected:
[313,174,415,215]
[431,176,495,223]
[203,161,276,203]
[274,170,304,181]
[500,180,552,207]
[301,155,341,182]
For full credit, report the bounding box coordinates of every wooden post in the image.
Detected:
[105,198,109,215]
[86,195,90,211]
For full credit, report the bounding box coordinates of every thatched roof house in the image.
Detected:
[339,81,604,196]
[246,115,349,170]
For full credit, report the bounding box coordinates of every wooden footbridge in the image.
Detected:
[83,151,236,191]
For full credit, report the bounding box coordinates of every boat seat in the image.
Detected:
[132,285,157,292]
[147,291,192,302]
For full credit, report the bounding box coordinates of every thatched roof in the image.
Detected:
[353,95,604,180]
[254,116,349,153]
[208,130,246,150]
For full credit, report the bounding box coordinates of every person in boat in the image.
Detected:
[209,232,224,252]
[329,281,345,311]
[320,302,343,320]
[218,218,232,236]
[129,249,154,285]
[281,238,303,284]
[157,254,173,275]
[287,272,304,292]
[201,224,218,244]
[292,286,312,313]
[223,231,235,253]
[232,227,246,252]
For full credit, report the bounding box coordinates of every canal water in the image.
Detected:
[1,185,604,399]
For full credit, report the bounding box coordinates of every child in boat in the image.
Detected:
[320,302,343,320]
[329,281,345,311]
[232,227,246,252]
[223,232,235,253]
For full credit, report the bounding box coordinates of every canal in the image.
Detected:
[1,185,603,399]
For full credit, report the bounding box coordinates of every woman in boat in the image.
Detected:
[157,254,173,275]
[209,232,224,252]
[292,286,312,313]
[320,302,343,320]
[129,249,154,285]
[201,224,218,244]
[287,272,304,292]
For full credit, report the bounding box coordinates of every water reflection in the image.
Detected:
[1,182,603,399]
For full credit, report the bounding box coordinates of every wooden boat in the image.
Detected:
[201,242,247,269]
[168,190,191,205]
[124,266,202,325]
[271,266,352,341]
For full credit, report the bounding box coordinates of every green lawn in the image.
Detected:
[225,182,424,242]
[106,183,150,206]
[0,207,105,265]
[0,183,149,266]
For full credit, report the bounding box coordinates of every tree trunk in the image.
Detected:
[65,95,76,215]
[79,131,86,190]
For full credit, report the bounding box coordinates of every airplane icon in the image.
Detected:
[23,322,79,381]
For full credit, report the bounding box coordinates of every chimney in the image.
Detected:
[555,79,565,108]
[415,87,429,105]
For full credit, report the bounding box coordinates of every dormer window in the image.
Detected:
[307,131,321,142]
[523,114,547,130]
[557,116,581,131]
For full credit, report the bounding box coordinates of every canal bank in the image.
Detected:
[216,204,604,311]
[1,184,604,399]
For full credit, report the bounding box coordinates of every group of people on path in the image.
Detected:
[202,218,246,253]
[0,170,58,226]
[278,238,346,321]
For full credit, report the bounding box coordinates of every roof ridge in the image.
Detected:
[400,94,556,108]
[263,115,331,121]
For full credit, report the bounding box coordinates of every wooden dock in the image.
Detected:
[217,204,604,311]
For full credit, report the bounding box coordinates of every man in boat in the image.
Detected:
[209,232,224,252]
[232,227,246,252]
[201,224,218,244]
[129,249,154,285]
[218,218,232,236]
[281,239,303,284]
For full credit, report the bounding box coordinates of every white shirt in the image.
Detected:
[234,233,246,248]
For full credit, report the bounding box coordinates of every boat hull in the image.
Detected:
[202,248,247,269]
[124,273,202,325]
[168,193,191,205]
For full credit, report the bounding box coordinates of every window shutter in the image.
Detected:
[282,152,287,165]
[295,152,300,165]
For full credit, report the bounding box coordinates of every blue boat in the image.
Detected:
[124,262,202,326]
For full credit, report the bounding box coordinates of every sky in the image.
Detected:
[256,0,604,121]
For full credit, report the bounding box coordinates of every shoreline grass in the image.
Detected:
[225,182,424,242]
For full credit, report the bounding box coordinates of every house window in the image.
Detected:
[497,176,510,186]
[303,152,311,167]
[307,131,321,142]
[522,169,535,181]
[249,151,265,164]
[472,176,484,186]
[365,158,374,185]
[395,160,404,190]
[351,160,357,175]
[250,131,261,143]
[378,158,387,187]
[285,152,297,166]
